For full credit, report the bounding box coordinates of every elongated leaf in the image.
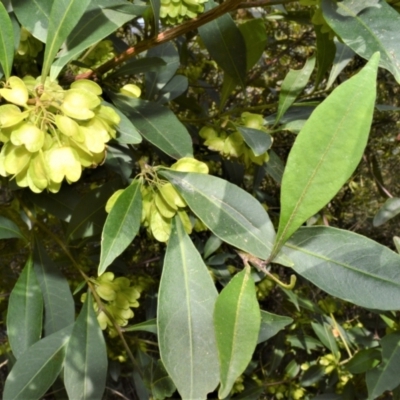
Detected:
[0,215,25,240]
[160,169,292,265]
[110,94,193,159]
[66,180,121,241]
[274,56,316,126]
[158,217,219,399]
[108,57,166,79]
[198,1,246,88]
[50,0,145,80]
[64,291,107,400]
[105,143,134,184]
[156,75,188,105]
[99,180,142,275]
[33,239,74,336]
[257,310,293,344]
[283,226,400,310]
[0,2,14,79]
[315,25,335,88]
[149,0,160,35]
[273,53,379,255]
[214,265,261,399]
[146,42,180,100]
[373,197,400,227]
[42,0,91,80]
[236,126,272,156]
[3,324,73,400]
[346,349,381,374]
[311,321,339,355]
[11,0,52,42]
[124,318,157,334]
[326,39,355,89]
[7,256,43,359]
[322,0,400,83]
[366,333,400,399]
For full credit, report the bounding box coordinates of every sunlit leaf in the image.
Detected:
[64,291,107,400]
[236,126,272,157]
[158,217,219,399]
[7,255,43,359]
[273,53,379,256]
[0,1,14,79]
[214,265,261,399]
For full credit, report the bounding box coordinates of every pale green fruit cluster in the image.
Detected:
[160,0,207,25]
[142,158,209,242]
[0,76,120,193]
[200,112,270,167]
[90,272,141,330]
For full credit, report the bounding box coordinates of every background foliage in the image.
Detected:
[1,0,400,399]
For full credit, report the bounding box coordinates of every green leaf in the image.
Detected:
[373,197,400,227]
[149,0,160,36]
[198,1,246,88]
[283,226,400,310]
[3,324,73,400]
[33,239,74,336]
[346,349,381,374]
[124,318,157,334]
[214,265,261,399]
[366,333,400,399]
[322,0,400,83]
[311,321,339,355]
[315,25,336,88]
[11,0,52,42]
[66,180,121,241]
[300,365,326,387]
[110,94,193,159]
[64,291,108,400]
[99,180,142,275]
[50,0,145,80]
[158,217,219,399]
[326,39,355,90]
[238,18,267,71]
[0,2,14,79]
[145,42,180,100]
[159,170,292,265]
[273,52,379,256]
[156,75,188,105]
[274,56,316,126]
[0,215,25,240]
[257,310,293,344]
[7,256,43,359]
[42,0,91,80]
[105,144,135,184]
[236,126,272,156]
[108,57,166,79]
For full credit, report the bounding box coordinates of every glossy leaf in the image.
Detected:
[214,265,261,399]
[110,94,193,159]
[159,169,292,265]
[124,318,157,334]
[42,0,91,80]
[99,180,142,275]
[238,18,267,71]
[236,126,272,156]
[33,239,74,335]
[156,75,188,105]
[315,25,335,88]
[3,324,73,400]
[322,0,400,83]
[283,226,400,310]
[64,291,107,400]
[366,333,400,399]
[11,0,51,42]
[346,349,381,374]
[257,310,293,344]
[66,180,121,241]
[373,197,400,227]
[0,2,14,79]
[273,53,379,255]
[7,256,43,359]
[105,143,135,184]
[50,0,145,80]
[0,215,24,240]
[145,42,180,100]
[158,217,219,399]
[109,57,166,79]
[198,1,246,88]
[274,56,316,126]
[326,39,355,90]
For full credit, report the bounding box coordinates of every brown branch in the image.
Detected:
[76,0,296,80]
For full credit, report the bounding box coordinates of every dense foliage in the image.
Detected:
[1,0,400,399]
